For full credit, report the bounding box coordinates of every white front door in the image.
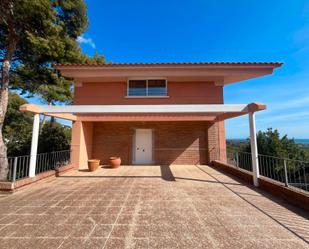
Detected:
[134,129,153,164]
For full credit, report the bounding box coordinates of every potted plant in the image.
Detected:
[88,159,100,172]
[109,157,121,168]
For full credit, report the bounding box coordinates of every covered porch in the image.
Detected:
[20,102,265,187]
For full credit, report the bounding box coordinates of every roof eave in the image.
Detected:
[54,63,283,72]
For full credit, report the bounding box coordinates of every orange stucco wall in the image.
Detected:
[218,121,227,162]
[74,81,223,105]
[71,121,93,169]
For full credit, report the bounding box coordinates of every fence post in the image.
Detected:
[303,167,307,192]
[283,159,289,187]
[235,152,239,168]
[12,157,18,182]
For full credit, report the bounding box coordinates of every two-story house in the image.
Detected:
[21,62,281,179]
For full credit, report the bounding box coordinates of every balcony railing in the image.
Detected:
[7,150,71,182]
[226,150,309,192]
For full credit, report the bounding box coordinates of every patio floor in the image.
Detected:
[0,165,308,249]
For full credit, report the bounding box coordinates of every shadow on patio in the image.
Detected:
[60,165,242,185]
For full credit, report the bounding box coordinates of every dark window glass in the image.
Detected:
[128,80,147,96]
[148,80,166,96]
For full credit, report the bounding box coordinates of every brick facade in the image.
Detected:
[74,81,223,105]
[91,121,224,165]
[71,80,227,167]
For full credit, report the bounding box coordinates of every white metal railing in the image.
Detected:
[6,150,71,182]
[225,150,309,192]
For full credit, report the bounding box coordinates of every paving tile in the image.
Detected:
[83,238,107,249]
[105,206,123,215]
[70,224,95,238]
[129,238,149,249]
[104,238,126,249]
[149,237,179,249]
[64,215,87,225]
[90,207,108,215]
[0,225,20,237]
[91,224,113,237]
[35,224,74,238]
[0,165,308,248]
[12,214,48,225]
[81,214,105,225]
[0,215,18,225]
[39,238,66,249]
[17,206,47,215]
[116,214,134,224]
[120,206,136,214]
[149,225,176,237]
[10,224,40,238]
[59,237,106,249]
[132,225,150,238]
[0,238,43,249]
[110,225,131,238]
[177,236,212,249]
[135,215,152,225]
[0,206,22,214]
[99,214,118,224]
[44,214,68,225]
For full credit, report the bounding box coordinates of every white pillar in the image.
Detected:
[249,112,260,187]
[29,113,40,177]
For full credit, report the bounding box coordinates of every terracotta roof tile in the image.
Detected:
[54,62,283,67]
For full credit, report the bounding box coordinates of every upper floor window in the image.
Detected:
[127,79,167,97]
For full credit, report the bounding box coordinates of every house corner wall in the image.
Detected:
[71,121,82,169]
[71,121,94,170]
[218,121,227,162]
[206,121,226,163]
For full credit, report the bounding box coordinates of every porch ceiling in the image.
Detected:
[20,103,266,122]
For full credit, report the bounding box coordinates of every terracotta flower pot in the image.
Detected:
[109,157,121,168]
[88,159,100,172]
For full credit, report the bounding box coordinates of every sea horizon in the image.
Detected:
[227,138,309,145]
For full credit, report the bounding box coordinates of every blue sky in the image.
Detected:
[32,0,309,138]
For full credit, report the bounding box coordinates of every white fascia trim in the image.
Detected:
[39,104,249,114]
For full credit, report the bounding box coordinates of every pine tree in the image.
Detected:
[0,0,104,180]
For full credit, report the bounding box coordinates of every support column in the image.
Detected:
[249,112,260,187]
[29,113,40,177]
[218,121,227,162]
[71,121,93,170]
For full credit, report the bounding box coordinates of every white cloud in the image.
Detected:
[259,111,309,123]
[77,35,96,49]
[293,25,309,46]
[268,96,309,112]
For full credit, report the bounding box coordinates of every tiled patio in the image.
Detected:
[0,165,308,249]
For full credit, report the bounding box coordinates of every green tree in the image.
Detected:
[0,0,104,179]
[242,128,309,161]
[38,122,71,153]
[35,81,73,130]
[237,128,309,180]
[3,92,32,156]
[4,92,72,157]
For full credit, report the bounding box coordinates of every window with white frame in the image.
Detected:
[127,79,167,97]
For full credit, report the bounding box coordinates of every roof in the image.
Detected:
[54,62,282,85]
[54,62,283,68]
